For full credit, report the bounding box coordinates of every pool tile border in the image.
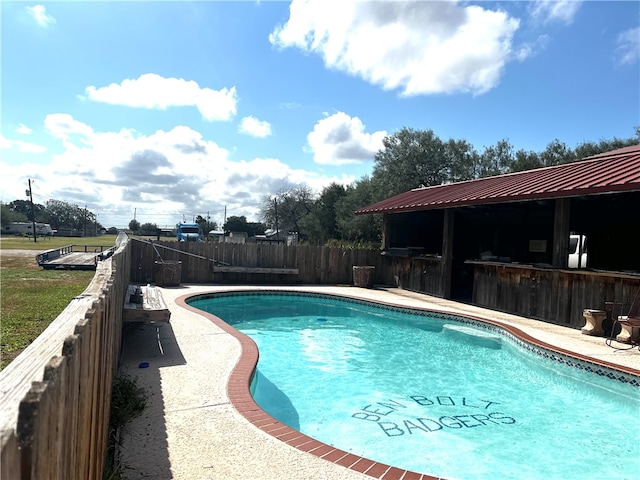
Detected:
[177,289,639,480]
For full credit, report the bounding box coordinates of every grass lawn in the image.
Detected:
[0,235,119,369]
[0,234,121,250]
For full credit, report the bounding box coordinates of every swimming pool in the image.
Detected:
[188,291,640,480]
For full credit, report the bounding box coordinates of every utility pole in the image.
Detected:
[274,197,279,240]
[27,179,37,243]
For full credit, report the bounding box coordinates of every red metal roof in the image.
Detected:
[355,144,640,215]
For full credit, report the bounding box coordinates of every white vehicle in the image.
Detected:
[3,222,55,236]
[568,234,587,268]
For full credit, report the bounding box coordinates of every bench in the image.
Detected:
[212,266,299,274]
[122,284,171,323]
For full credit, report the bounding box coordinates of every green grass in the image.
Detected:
[0,233,179,369]
[0,234,120,250]
[0,244,98,369]
[103,375,147,479]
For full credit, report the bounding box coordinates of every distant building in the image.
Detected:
[3,222,55,236]
[226,231,248,244]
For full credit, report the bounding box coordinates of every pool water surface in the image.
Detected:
[188,292,640,480]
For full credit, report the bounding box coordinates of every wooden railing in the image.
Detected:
[0,236,131,480]
[35,244,115,265]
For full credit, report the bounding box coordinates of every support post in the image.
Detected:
[381,215,391,251]
[442,208,455,299]
[552,198,571,268]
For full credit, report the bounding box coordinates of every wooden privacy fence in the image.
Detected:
[129,240,448,294]
[0,236,131,480]
[130,240,387,285]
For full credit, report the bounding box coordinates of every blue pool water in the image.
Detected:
[189,292,640,480]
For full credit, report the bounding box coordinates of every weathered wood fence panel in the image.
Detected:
[472,263,640,328]
[128,240,446,295]
[0,237,131,480]
[383,257,443,296]
[129,240,378,285]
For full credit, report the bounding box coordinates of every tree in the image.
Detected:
[442,138,480,182]
[261,186,315,240]
[44,199,93,232]
[222,216,266,237]
[372,128,448,198]
[139,222,158,235]
[7,199,45,222]
[299,183,348,245]
[195,215,217,235]
[511,149,542,172]
[539,139,576,167]
[477,139,514,178]
[370,128,486,200]
[1,202,28,226]
[574,129,640,159]
[128,219,140,232]
[335,177,382,244]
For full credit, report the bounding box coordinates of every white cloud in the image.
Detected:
[530,0,582,25]
[16,123,33,135]
[270,0,520,96]
[83,73,238,122]
[306,112,386,166]
[513,34,549,62]
[279,102,302,110]
[26,5,55,27]
[615,27,640,66]
[0,114,353,227]
[239,116,273,138]
[45,113,94,141]
[0,134,47,154]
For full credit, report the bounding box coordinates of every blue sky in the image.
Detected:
[1,1,638,229]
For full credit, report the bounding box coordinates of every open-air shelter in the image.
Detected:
[355,144,640,328]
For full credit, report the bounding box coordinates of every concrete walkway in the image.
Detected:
[118,285,639,480]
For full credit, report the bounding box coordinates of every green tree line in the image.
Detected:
[1,199,102,233]
[260,129,639,246]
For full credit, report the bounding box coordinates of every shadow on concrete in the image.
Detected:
[118,322,186,479]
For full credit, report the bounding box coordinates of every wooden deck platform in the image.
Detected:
[37,245,115,270]
[123,284,171,323]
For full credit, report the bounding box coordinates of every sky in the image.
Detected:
[1,1,638,229]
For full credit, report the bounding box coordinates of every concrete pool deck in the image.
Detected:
[118,285,640,480]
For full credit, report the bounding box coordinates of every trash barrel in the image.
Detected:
[353,266,375,288]
[154,260,182,287]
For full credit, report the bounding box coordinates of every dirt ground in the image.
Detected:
[1,249,38,258]
[0,250,40,268]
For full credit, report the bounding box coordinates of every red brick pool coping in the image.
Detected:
[176,291,640,480]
